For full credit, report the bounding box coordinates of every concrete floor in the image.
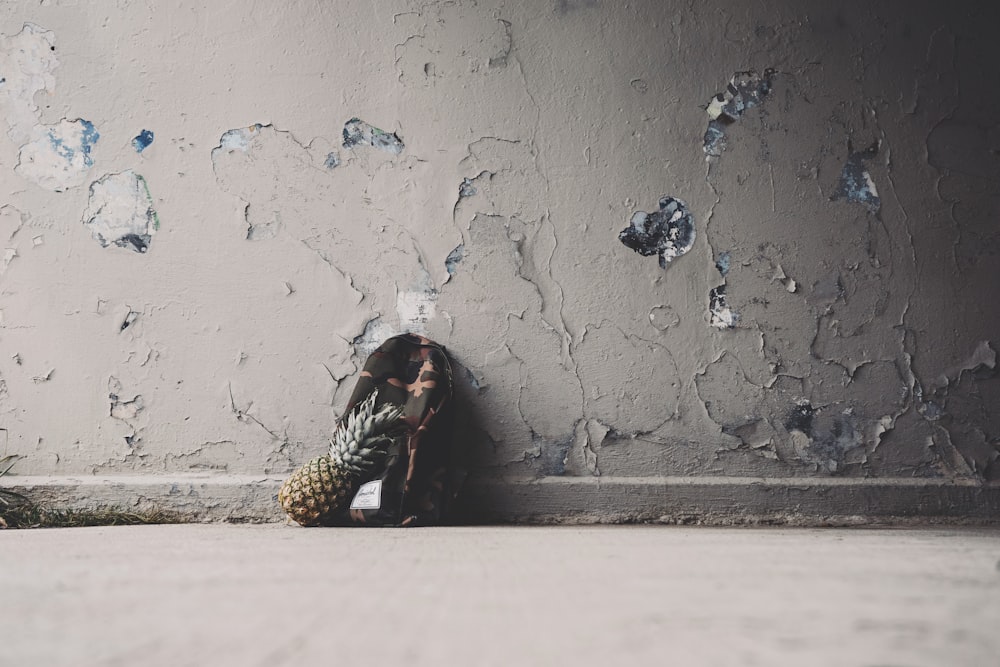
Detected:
[2,525,998,667]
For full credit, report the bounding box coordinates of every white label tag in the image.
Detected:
[350,480,382,510]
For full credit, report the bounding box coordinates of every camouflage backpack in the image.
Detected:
[326,333,456,527]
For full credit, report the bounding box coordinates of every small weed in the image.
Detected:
[0,455,185,529]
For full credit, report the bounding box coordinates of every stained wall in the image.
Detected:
[0,1,997,493]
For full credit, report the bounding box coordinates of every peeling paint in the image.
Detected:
[31,368,54,384]
[618,196,695,269]
[109,377,143,421]
[445,244,465,277]
[1,248,17,276]
[120,308,139,332]
[1,3,996,500]
[771,264,798,293]
[831,141,881,213]
[353,317,395,359]
[703,69,775,160]
[459,177,478,198]
[0,23,58,143]
[784,400,816,434]
[82,171,159,253]
[342,118,404,155]
[16,118,100,191]
[132,129,154,153]
[715,251,730,276]
[915,341,998,476]
[706,70,776,122]
[463,366,482,391]
[218,124,263,152]
[709,285,737,329]
[703,122,727,158]
[648,305,680,331]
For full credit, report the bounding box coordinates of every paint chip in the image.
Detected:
[15,118,99,191]
[120,308,139,331]
[831,140,881,213]
[82,170,159,253]
[218,124,263,153]
[1,248,17,274]
[342,118,404,155]
[324,151,341,169]
[648,305,680,331]
[772,264,798,293]
[445,244,465,277]
[619,196,695,269]
[109,376,143,421]
[132,129,154,153]
[715,252,730,276]
[32,368,54,383]
[703,69,775,160]
[459,178,477,198]
[709,284,738,329]
[706,70,775,122]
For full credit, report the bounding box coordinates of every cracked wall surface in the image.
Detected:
[0,1,997,490]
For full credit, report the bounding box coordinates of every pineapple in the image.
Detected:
[279,391,404,526]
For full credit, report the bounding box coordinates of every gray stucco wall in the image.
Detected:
[0,1,997,521]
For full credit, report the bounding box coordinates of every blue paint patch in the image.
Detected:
[132,129,154,153]
[703,69,775,160]
[619,196,696,269]
[702,121,727,158]
[459,178,477,198]
[324,151,341,169]
[831,141,881,213]
[46,118,100,168]
[464,366,481,391]
[445,244,465,275]
[715,251,731,276]
[533,432,574,476]
[342,118,404,155]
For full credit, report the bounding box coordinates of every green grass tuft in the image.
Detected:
[0,503,184,529]
[0,455,186,529]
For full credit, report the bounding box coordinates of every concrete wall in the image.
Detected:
[1,1,997,520]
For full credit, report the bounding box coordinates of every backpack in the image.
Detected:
[325,333,456,527]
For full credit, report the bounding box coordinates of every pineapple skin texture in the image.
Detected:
[278,455,353,527]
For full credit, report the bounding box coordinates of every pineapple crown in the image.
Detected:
[328,390,404,475]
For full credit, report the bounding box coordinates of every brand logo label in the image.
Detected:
[350,480,382,510]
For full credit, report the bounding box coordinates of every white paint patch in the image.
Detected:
[709,285,738,329]
[710,304,738,329]
[396,289,437,335]
[16,118,100,191]
[862,170,879,199]
[218,124,263,152]
[82,170,159,253]
[0,23,58,143]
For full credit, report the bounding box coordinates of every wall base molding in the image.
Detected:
[2,474,998,525]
